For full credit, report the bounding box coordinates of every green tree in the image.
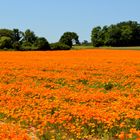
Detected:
[0,29,14,39]
[0,36,12,49]
[59,32,79,48]
[34,37,50,50]
[21,41,33,50]
[105,25,121,46]
[129,21,140,45]
[23,29,37,44]
[91,26,104,47]
[12,41,21,50]
[91,20,140,47]
[13,29,23,42]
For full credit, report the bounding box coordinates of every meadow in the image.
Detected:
[72,46,140,50]
[0,49,140,140]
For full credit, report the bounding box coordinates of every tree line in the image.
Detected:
[91,20,140,47]
[0,29,80,50]
[1,20,140,50]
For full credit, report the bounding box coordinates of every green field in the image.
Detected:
[72,46,140,50]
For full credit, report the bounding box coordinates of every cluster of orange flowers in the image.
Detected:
[0,50,140,139]
[0,122,30,140]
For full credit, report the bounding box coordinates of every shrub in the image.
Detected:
[0,36,12,49]
[34,37,50,50]
[20,41,33,51]
[12,41,21,50]
[50,42,71,50]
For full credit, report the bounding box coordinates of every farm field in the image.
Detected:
[0,50,140,140]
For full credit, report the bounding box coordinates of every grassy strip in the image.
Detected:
[72,45,140,50]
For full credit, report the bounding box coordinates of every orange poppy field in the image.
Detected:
[0,50,140,140]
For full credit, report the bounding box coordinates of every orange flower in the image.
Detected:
[0,50,140,139]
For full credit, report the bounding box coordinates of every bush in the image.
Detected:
[12,41,21,50]
[0,36,12,49]
[34,37,50,50]
[20,41,33,51]
[50,42,71,50]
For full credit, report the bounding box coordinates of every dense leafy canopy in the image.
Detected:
[91,21,140,47]
[0,20,140,50]
[50,42,71,50]
[0,36,12,49]
[34,37,50,50]
[59,32,80,47]
[0,28,80,50]
[23,29,37,44]
[13,28,23,42]
[0,29,14,39]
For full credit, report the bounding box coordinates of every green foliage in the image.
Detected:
[0,29,14,39]
[78,79,88,85]
[0,112,6,119]
[81,40,91,46]
[13,28,23,42]
[59,32,79,47]
[91,26,104,47]
[1,20,140,51]
[20,41,33,50]
[0,28,23,50]
[105,25,122,46]
[12,41,21,50]
[103,82,114,90]
[34,37,50,50]
[50,42,71,50]
[91,21,140,47]
[0,36,12,49]
[23,29,37,44]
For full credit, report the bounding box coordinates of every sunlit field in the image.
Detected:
[0,50,140,140]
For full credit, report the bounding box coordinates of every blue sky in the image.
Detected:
[0,0,140,42]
